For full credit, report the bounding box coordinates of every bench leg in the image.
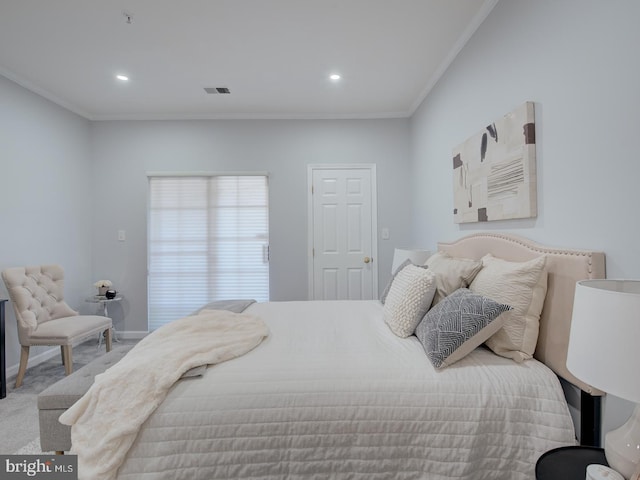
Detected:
[15,346,29,388]
[62,345,73,376]
[105,328,112,352]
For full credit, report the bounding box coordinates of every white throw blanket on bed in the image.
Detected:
[59,309,269,480]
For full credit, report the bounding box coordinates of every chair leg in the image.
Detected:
[105,328,112,352]
[62,345,73,376]
[15,346,29,388]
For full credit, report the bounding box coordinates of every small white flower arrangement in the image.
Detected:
[94,279,113,296]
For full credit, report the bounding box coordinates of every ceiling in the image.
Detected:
[0,0,497,120]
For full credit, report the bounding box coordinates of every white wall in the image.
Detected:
[4,0,630,442]
[0,75,93,371]
[410,0,640,442]
[90,118,412,334]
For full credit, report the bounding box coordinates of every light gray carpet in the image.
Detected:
[0,338,137,454]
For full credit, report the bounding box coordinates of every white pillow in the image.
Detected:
[383,264,436,338]
[425,251,483,305]
[469,254,547,362]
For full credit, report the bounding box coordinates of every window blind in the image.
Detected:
[148,175,269,330]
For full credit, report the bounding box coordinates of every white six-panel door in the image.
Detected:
[308,165,377,300]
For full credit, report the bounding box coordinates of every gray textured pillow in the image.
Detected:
[415,288,511,368]
[380,259,412,304]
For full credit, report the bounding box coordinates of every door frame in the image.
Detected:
[307,163,378,300]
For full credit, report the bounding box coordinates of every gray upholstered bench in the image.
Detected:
[36,301,252,453]
[38,345,134,453]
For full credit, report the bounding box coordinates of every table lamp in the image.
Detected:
[391,248,432,273]
[567,279,640,479]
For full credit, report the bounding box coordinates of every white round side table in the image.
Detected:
[85,294,124,345]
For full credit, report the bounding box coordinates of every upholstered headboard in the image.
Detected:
[438,232,606,396]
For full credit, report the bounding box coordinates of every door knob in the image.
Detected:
[363,256,371,264]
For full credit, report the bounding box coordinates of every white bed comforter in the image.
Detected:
[115,300,575,480]
[60,309,269,480]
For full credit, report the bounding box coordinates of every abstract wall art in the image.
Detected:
[452,102,537,223]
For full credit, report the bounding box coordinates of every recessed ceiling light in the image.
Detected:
[329,74,341,81]
[116,74,129,81]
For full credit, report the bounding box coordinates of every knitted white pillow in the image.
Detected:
[383,264,437,338]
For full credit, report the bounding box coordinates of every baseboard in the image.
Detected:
[5,330,148,376]
[117,331,148,340]
[5,347,61,378]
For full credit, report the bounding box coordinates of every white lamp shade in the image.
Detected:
[568,280,640,480]
[391,248,432,273]
[567,279,640,403]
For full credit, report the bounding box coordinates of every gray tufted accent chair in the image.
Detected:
[1,265,112,388]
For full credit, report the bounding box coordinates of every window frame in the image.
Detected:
[147,172,270,330]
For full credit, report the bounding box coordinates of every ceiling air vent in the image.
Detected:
[204,87,231,94]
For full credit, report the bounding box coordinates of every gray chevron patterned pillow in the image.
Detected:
[415,288,512,368]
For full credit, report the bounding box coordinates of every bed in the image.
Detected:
[66,233,606,480]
